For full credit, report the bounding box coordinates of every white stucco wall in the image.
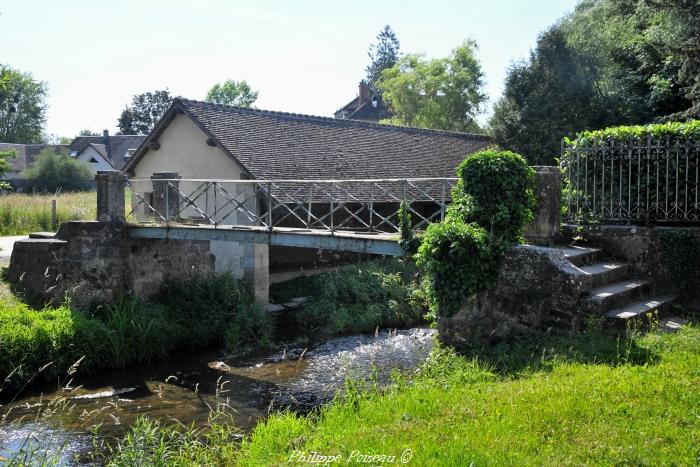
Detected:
[77,146,113,173]
[129,112,260,283]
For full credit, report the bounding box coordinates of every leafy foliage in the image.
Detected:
[456,149,536,241]
[23,148,93,192]
[205,79,258,108]
[117,89,174,135]
[271,260,425,334]
[0,64,47,144]
[365,25,401,92]
[415,150,535,317]
[0,149,14,190]
[377,40,486,133]
[489,0,698,164]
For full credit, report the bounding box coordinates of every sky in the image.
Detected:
[2,0,580,138]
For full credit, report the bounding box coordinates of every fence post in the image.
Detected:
[96,170,126,223]
[51,199,57,231]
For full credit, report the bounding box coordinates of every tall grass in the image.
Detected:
[270,259,427,334]
[0,191,96,235]
[109,323,700,465]
[0,274,270,396]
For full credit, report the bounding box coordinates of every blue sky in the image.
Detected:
[2,0,579,137]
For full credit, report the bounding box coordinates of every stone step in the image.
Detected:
[588,279,652,312]
[29,231,56,239]
[605,295,675,320]
[578,262,630,288]
[560,246,601,267]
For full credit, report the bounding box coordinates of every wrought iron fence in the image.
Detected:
[125,177,457,234]
[561,137,700,224]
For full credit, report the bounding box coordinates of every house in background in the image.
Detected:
[69,131,145,172]
[334,81,392,122]
[0,143,68,190]
[123,98,491,296]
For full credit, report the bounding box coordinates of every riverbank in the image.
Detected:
[102,322,700,465]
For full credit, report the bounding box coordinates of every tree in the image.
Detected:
[489,0,695,164]
[79,129,99,136]
[0,149,15,190]
[117,89,174,135]
[377,40,486,133]
[206,80,258,108]
[490,26,610,164]
[646,0,700,119]
[0,65,47,143]
[23,149,93,192]
[366,25,401,91]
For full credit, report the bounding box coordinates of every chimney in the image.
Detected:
[359,80,369,105]
[103,129,113,162]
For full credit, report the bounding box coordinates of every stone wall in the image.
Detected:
[6,221,214,308]
[438,245,592,349]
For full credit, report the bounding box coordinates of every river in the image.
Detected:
[0,325,435,464]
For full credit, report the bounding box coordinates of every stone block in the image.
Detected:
[524,166,562,245]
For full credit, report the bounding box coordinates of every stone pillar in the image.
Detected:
[151,172,181,221]
[524,166,562,245]
[96,170,126,223]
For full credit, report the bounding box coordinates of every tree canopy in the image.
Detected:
[489,0,698,164]
[23,149,93,192]
[0,65,47,144]
[117,89,174,135]
[377,40,486,133]
[206,80,258,108]
[366,25,401,92]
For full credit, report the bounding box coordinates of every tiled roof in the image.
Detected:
[126,98,492,180]
[87,143,108,159]
[70,135,145,170]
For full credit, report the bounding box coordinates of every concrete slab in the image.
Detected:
[589,280,650,303]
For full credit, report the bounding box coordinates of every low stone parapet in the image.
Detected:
[438,245,592,349]
[6,221,215,308]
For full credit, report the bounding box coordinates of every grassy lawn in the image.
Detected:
[0,191,96,235]
[106,323,700,465]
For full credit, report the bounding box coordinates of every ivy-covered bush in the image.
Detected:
[457,150,536,241]
[415,150,535,318]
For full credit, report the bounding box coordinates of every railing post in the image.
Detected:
[524,166,562,245]
[151,172,181,223]
[96,170,126,223]
[267,182,273,232]
[440,179,446,222]
[330,183,335,234]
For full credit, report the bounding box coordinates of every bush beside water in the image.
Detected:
[270,259,426,334]
[0,274,269,395]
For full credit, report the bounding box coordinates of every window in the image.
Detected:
[89,157,99,164]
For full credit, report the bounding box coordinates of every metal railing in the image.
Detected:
[125,177,457,234]
[561,137,700,224]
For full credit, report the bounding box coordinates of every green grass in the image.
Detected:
[0,274,270,396]
[0,191,96,235]
[270,259,427,334]
[106,323,700,465]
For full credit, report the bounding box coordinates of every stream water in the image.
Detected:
[0,325,435,464]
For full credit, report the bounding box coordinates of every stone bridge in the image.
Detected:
[6,168,561,306]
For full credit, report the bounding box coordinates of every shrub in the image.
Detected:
[415,150,535,317]
[287,259,426,334]
[415,220,501,317]
[456,149,536,241]
[23,148,93,192]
